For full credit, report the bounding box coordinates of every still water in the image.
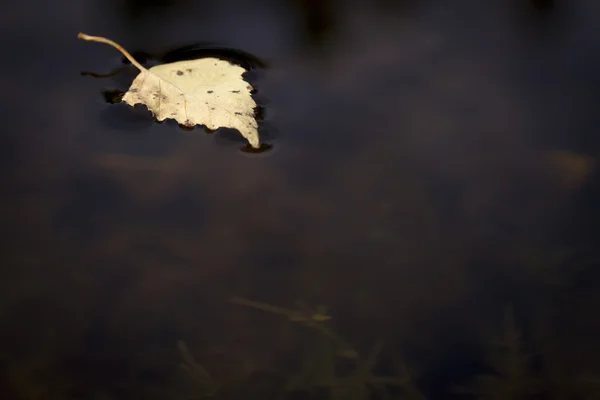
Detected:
[2,0,600,399]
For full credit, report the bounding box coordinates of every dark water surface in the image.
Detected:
[2,0,600,399]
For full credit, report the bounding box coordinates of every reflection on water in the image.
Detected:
[2,0,600,399]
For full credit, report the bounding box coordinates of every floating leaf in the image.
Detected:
[78,33,260,148]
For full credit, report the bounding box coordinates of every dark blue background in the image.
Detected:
[1,0,599,398]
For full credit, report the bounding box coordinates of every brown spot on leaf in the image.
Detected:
[176,70,183,76]
[231,90,240,94]
[207,90,213,94]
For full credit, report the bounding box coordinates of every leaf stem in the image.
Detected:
[77,33,147,72]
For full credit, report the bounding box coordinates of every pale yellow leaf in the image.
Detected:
[78,33,260,148]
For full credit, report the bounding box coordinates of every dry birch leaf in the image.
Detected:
[78,33,260,148]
